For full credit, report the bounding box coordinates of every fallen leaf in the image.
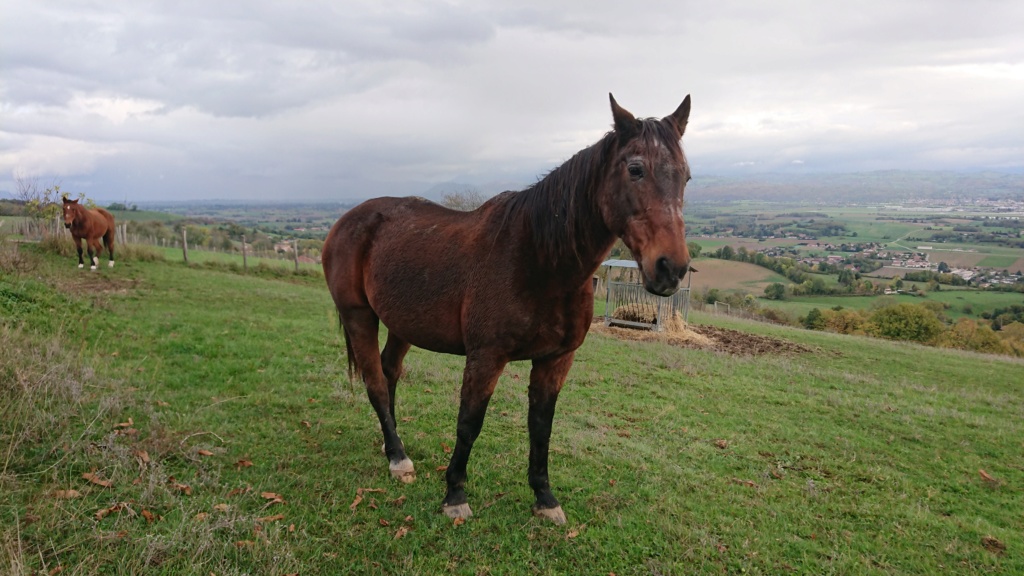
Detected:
[236,459,253,470]
[135,450,150,464]
[82,472,113,488]
[567,529,579,539]
[48,566,64,576]
[258,513,285,523]
[394,526,410,539]
[979,469,999,485]
[141,509,155,523]
[194,512,209,521]
[234,540,255,548]
[609,479,617,486]
[349,494,363,511]
[261,492,285,505]
[404,515,414,523]
[300,420,311,429]
[714,439,729,449]
[453,517,465,527]
[228,486,252,497]
[170,482,192,495]
[392,495,407,507]
[436,466,448,472]
[197,449,214,457]
[114,417,134,429]
[288,524,295,532]
[731,478,758,488]
[379,518,390,527]
[53,489,82,499]
[401,416,414,422]
[95,502,129,521]
[441,442,451,453]
[424,388,432,393]
[155,400,170,407]
[213,503,230,512]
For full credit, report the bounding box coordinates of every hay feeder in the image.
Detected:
[601,259,691,332]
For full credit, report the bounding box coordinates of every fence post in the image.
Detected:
[181,228,189,264]
[241,234,248,273]
[294,239,299,272]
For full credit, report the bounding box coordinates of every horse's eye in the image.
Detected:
[627,164,644,179]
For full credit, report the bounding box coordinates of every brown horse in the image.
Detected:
[61,197,116,270]
[322,94,692,525]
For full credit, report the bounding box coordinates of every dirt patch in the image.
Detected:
[591,317,813,357]
[54,273,142,297]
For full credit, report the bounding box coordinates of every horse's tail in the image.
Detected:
[341,316,357,383]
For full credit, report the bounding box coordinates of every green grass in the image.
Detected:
[977,255,1018,268]
[768,290,1024,321]
[2,244,1022,574]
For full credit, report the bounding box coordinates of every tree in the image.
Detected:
[937,261,950,273]
[867,303,944,343]
[441,189,487,211]
[764,282,786,300]
[802,308,825,330]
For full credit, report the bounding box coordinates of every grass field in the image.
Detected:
[763,290,1024,321]
[2,244,1022,575]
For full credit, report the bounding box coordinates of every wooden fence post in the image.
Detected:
[181,228,189,264]
[242,234,248,273]
[294,239,299,272]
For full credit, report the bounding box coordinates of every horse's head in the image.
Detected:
[61,197,80,229]
[600,94,692,296]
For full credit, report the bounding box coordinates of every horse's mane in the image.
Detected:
[502,118,682,267]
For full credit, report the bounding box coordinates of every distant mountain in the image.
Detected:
[687,171,1024,203]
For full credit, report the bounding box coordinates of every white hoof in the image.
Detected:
[532,505,567,525]
[78,263,84,269]
[389,458,416,484]
[108,261,115,268]
[92,257,99,267]
[90,266,97,271]
[443,503,473,520]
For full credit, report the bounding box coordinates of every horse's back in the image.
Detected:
[322,196,501,353]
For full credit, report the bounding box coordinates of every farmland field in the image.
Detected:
[686,258,788,294]
[3,242,1022,575]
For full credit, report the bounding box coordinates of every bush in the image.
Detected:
[867,303,944,344]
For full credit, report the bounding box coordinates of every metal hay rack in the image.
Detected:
[601,259,691,331]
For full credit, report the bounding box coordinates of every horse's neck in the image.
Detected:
[515,142,617,286]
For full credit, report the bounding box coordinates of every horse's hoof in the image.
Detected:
[90,266,97,271]
[389,458,415,484]
[108,261,115,268]
[532,505,567,525]
[443,503,473,520]
[78,264,84,269]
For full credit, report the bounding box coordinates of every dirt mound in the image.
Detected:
[590,317,812,357]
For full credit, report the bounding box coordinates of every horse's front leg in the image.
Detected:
[442,353,507,520]
[75,239,85,268]
[527,351,575,525]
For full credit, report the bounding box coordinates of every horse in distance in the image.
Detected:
[322,93,693,524]
[62,197,116,270]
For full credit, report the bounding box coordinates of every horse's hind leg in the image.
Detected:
[344,308,416,483]
[526,351,574,525]
[87,239,100,270]
[442,352,507,520]
[104,228,115,267]
[381,332,411,425]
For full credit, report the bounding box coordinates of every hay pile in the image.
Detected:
[595,312,717,349]
[610,303,657,324]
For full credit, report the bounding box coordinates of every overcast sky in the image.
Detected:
[2,1,1023,203]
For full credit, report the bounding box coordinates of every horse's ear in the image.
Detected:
[663,94,691,137]
[609,93,639,138]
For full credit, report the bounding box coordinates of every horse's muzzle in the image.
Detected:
[643,256,689,297]
[63,223,71,229]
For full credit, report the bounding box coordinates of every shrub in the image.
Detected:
[867,303,944,344]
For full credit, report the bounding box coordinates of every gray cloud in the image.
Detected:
[2,0,1022,202]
